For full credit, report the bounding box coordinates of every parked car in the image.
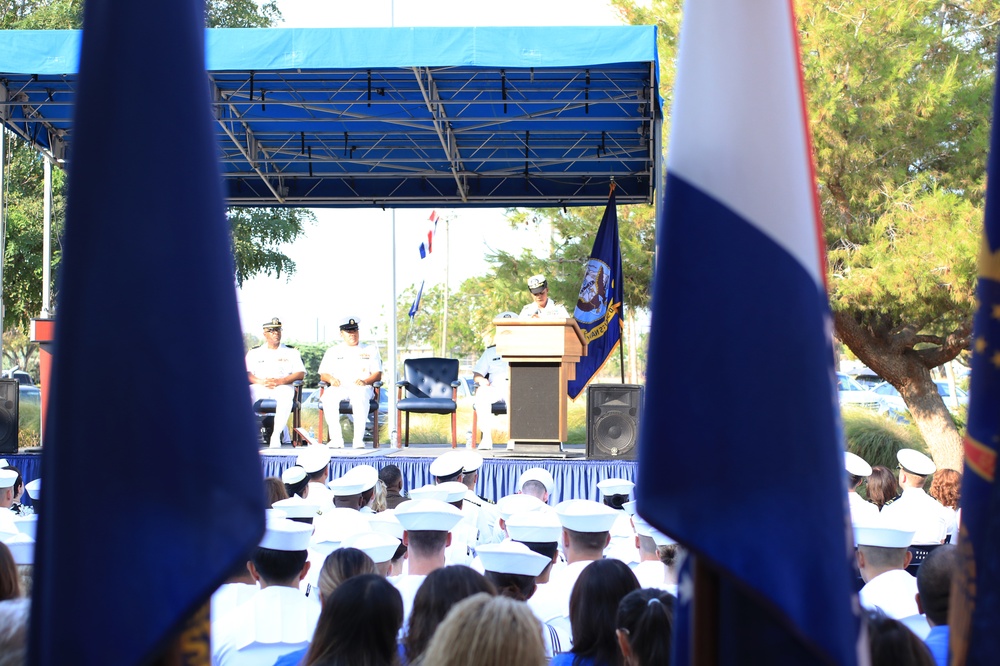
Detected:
[872,380,967,418]
[3,370,40,407]
[837,373,885,411]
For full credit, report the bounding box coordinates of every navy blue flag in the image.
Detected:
[568,190,623,399]
[636,2,861,665]
[948,40,1000,666]
[409,280,425,319]
[28,1,265,664]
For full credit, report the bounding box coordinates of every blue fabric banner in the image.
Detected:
[948,40,1000,666]
[27,1,265,664]
[568,191,623,399]
[636,1,860,664]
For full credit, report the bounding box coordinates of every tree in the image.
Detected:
[395,282,483,359]
[1,0,311,330]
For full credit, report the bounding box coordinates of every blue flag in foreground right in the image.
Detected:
[636,1,860,664]
[948,41,1000,666]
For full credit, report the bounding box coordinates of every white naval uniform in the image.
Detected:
[246,344,306,447]
[464,489,502,545]
[318,342,382,447]
[472,345,509,449]
[848,492,878,525]
[605,512,639,565]
[519,298,569,319]
[210,582,258,625]
[880,487,952,544]
[632,560,669,590]
[306,481,334,513]
[211,585,321,666]
[858,569,919,619]
[390,573,427,636]
[527,559,595,649]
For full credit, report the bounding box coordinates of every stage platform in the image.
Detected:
[4,444,637,506]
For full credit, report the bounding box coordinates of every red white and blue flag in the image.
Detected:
[636,1,862,664]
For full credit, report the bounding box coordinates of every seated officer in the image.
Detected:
[318,316,382,449]
[246,317,306,448]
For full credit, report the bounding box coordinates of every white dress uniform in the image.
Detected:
[632,560,669,590]
[880,487,951,544]
[318,342,382,447]
[519,298,569,318]
[857,569,919,619]
[464,490,502,545]
[472,345,509,450]
[211,585,321,666]
[306,481,334,512]
[605,512,639,565]
[246,344,306,448]
[527,559,595,650]
[390,573,427,635]
[848,492,879,525]
[209,582,258,625]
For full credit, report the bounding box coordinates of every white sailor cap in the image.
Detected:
[517,468,554,495]
[622,500,638,516]
[462,451,485,474]
[341,531,401,564]
[259,518,313,552]
[429,451,467,479]
[0,459,7,468]
[272,496,321,519]
[329,474,368,497]
[6,538,34,565]
[555,499,619,533]
[845,452,873,477]
[477,541,552,577]
[311,508,370,555]
[854,524,916,549]
[348,465,379,492]
[297,446,332,474]
[368,510,404,540]
[395,499,464,532]
[897,448,936,476]
[597,478,634,497]
[436,481,468,503]
[408,484,451,502]
[265,508,288,522]
[0,469,16,489]
[13,515,37,541]
[24,478,40,499]
[633,515,676,547]
[497,494,546,522]
[505,511,562,543]
[281,465,308,485]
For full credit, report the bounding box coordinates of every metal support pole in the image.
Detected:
[42,157,53,317]
[0,128,6,362]
[440,216,449,357]
[389,210,398,445]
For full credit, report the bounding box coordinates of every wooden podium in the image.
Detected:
[494,318,587,454]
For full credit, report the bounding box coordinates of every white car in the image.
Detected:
[872,380,967,418]
[837,373,885,411]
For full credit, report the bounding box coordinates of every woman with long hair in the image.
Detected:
[929,468,962,541]
[616,588,675,666]
[421,593,547,666]
[867,465,901,511]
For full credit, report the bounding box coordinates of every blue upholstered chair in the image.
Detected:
[395,358,461,448]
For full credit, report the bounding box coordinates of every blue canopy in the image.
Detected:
[0,26,661,207]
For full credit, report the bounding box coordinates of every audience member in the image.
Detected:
[616,588,675,666]
[928,469,961,542]
[518,468,555,504]
[846,452,878,524]
[317,547,377,601]
[881,449,951,544]
[550,559,640,666]
[630,516,675,592]
[865,610,935,666]
[459,452,501,544]
[379,465,408,509]
[597,479,639,565]
[855,524,919,619]
[339,533,400,577]
[916,545,959,666]
[372,479,388,513]
[1,466,26,516]
[421,593,547,666]
[0,542,19,601]
[265,476,289,507]
[0,598,30,666]
[298,447,334,510]
[404,566,496,665]
[302,574,403,666]
[283,465,310,500]
[868,465,901,511]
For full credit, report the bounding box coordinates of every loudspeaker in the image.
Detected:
[587,384,643,460]
[0,379,20,454]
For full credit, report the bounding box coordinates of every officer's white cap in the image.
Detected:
[24,478,40,499]
[436,481,468,503]
[281,465,308,485]
[478,541,552,577]
[897,449,936,476]
[272,496,321,519]
[462,451,484,474]
[341,531,401,564]
[297,446,332,474]
[339,316,360,330]
[518,468,554,495]
[0,470,16,489]
[368,510,404,540]
[408,484,451,502]
[6,538,34,565]
[845,452,873,477]
[498,494,546,521]
[622,500,638,516]
[259,518,313,552]
[506,511,562,543]
[429,451,467,478]
[13,515,37,540]
[633,515,676,547]
[597,478,634,496]
[395,499,464,532]
[854,524,916,548]
[555,499,619,533]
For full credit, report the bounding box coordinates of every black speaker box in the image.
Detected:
[0,379,20,454]
[587,384,643,460]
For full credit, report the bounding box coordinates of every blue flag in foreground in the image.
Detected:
[28,1,265,664]
[409,280,426,319]
[568,191,623,399]
[948,42,1000,666]
[636,1,860,664]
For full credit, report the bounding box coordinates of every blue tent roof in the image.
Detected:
[0,26,661,207]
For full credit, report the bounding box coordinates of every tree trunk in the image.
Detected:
[833,312,964,470]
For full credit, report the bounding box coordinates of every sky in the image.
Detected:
[237,0,634,343]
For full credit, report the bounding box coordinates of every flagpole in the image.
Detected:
[619,309,626,383]
[440,215,449,357]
